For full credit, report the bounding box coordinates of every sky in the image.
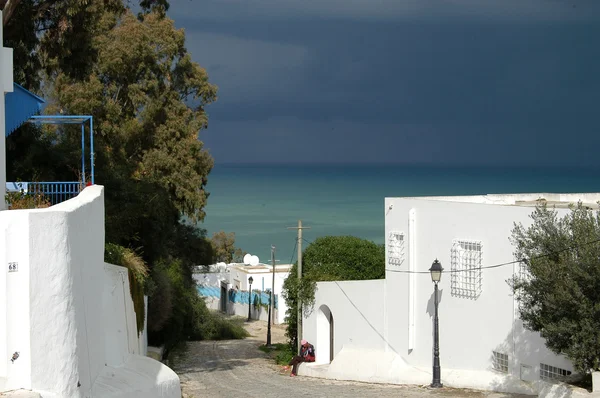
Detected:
[166,0,600,167]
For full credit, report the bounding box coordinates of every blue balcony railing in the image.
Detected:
[6,181,82,206]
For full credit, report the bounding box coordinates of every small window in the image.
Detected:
[388,231,405,267]
[451,239,483,299]
[540,363,572,381]
[492,351,509,373]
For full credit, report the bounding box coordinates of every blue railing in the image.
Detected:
[6,181,82,206]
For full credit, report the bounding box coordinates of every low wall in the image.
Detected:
[302,279,386,364]
[198,288,280,324]
[0,186,180,397]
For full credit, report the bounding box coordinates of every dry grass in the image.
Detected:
[122,249,149,279]
[6,192,51,209]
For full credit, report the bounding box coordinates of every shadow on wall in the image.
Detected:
[426,287,444,318]
[488,315,581,396]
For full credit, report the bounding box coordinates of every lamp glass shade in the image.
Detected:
[429,260,443,283]
[248,276,254,285]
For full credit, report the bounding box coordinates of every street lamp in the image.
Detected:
[429,259,443,388]
[247,276,254,322]
[266,290,272,346]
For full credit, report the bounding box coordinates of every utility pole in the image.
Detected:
[287,220,311,354]
[267,245,275,346]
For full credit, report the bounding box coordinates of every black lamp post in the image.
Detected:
[247,276,254,322]
[266,290,272,346]
[429,259,443,388]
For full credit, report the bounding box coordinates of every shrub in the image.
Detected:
[6,191,51,209]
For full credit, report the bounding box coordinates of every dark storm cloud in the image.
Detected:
[170,0,600,166]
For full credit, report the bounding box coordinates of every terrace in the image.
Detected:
[4,83,94,206]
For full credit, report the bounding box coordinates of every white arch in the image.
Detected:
[316,304,334,364]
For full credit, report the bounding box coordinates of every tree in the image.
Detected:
[210,231,245,263]
[510,203,600,373]
[282,236,385,348]
[5,1,220,350]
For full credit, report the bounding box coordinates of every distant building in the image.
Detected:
[300,193,600,395]
[194,262,292,324]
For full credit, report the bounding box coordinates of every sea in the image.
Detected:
[199,164,600,264]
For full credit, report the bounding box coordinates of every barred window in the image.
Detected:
[492,351,509,373]
[540,363,571,381]
[388,231,405,267]
[451,240,483,299]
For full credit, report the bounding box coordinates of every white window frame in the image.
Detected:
[387,231,405,267]
[450,239,483,299]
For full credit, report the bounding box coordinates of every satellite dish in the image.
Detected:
[243,253,252,264]
[249,255,259,266]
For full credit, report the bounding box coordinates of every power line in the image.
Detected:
[386,237,600,275]
[288,239,297,265]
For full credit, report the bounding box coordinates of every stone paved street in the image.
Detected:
[170,319,532,398]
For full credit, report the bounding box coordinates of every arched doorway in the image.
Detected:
[316,305,334,364]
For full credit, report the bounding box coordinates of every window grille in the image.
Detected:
[492,351,509,373]
[450,240,483,299]
[540,363,572,381]
[388,231,405,267]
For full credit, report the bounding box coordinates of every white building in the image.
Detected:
[300,193,600,396]
[194,263,292,324]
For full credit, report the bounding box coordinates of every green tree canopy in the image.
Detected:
[210,231,245,263]
[510,203,600,373]
[282,236,385,348]
[5,0,222,350]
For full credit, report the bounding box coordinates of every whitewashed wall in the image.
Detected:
[0,186,180,397]
[228,301,273,323]
[302,279,386,364]
[196,269,288,324]
[301,195,581,394]
[233,268,289,324]
[381,197,575,392]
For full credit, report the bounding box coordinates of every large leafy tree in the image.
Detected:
[282,236,385,348]
[210,230,246,263]
[5,0,221,348]
[510,203,600,373]
[44,10,216,262]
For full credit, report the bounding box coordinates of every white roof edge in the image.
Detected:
[386,193,600,208]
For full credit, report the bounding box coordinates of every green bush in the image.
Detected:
[259,343,295,365]
[190,299,249,341]
[148,258,248,357]
[282,235,385,349]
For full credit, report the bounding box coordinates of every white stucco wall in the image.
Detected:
[383,196,574,384]
[300,194,584,394]
[302,279,386,364]
[0,186,180,397]
[195,267,289,324]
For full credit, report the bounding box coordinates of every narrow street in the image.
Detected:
[170,319,532,398]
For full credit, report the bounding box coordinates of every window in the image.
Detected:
[388,231,405,267]
[492,351,509,373]
[540,363,572,381]
[450,239,483,299]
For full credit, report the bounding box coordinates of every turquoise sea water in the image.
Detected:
[199,164,600,263]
